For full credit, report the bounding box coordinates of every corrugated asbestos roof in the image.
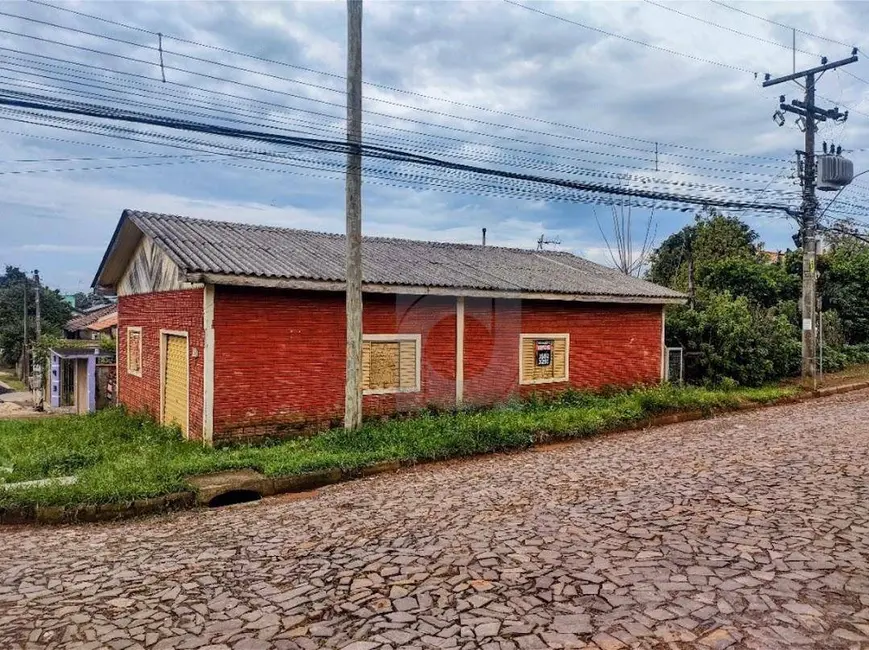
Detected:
[119,210,685,301]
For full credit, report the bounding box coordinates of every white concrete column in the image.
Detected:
[456,296,465,407]
[203,284,215,445]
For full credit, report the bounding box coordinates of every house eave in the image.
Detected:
[186,272,687,305]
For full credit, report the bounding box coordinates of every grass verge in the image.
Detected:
[0,369,27,392]
[0,383,796,509]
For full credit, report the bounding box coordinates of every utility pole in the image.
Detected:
[344,0,363,430]
[33,269,41,344]
[764,52,856,383]
[21,273,28,381]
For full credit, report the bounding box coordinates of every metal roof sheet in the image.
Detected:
[119,209,684,300]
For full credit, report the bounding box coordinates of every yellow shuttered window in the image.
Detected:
[127,327,142,376]
[519,334,569,385]
[362,334,421,394]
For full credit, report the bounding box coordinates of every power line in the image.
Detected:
[19,0,788,160]
[503,0,869,120]
[0,96,800,206]
[709,0,857,50]
[0,88,796,213]
[2,152,207,163]
[503,0,756,74]
[0,33,796,175]
[0,55,799,186]
[0,156,219,174]
[643,0,819,57]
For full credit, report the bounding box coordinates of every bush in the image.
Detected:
[667,292,800,387]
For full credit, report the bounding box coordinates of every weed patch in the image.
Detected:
[0,384,797,509]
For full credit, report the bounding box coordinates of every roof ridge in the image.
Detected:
[124,208,574,257]
[103,209,686,302]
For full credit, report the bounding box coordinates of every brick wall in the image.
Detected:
[463,298,663,405]
[118,286,662,443]
[117,288,205,441]
[362,294,456,416]
[211,287,661,442]
[211,288,457,440]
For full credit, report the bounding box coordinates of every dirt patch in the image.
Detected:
[785,363,869,389]
[0,402,23,414]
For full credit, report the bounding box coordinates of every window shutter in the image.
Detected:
[369,341,400,390]
[399,339,417,389]
[361,340,372,391]
[127,328,142,375]
[520,335,568,384]
[361,336,420,393]
[553,338,567,380]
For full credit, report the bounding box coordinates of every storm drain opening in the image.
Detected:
[208,489,262,508]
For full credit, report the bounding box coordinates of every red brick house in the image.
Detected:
[93,210,684,444]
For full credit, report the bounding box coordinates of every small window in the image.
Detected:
[362,334,421,394]
[520,334,568,385]
[127,326,143,377]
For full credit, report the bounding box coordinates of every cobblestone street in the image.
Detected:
[3,390,869,650]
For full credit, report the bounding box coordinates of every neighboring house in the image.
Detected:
[64,304,117,340]
[93,209,685,444]
[86,310,118,340]
[49,308,118,414]
[762,250,785,264]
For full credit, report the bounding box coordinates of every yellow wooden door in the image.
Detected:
[163,335,188,437]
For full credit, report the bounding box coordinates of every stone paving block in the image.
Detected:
[4,390,869,650]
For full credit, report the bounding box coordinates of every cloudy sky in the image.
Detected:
[2,0,869,292]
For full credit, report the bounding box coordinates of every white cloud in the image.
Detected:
[4,0,869,291]
[17,244,103,253]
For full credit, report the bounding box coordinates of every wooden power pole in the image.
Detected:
[344,0,363,430]
[764,52,856,383]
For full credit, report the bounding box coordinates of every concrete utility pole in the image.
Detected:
[344,0,363,430]
[764,52,856,383]
[33,269,41,343]
[21,274,28,381]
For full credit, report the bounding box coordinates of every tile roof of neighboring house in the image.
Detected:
[96,209,686,303]
[86,311,118,331]
[65,304,117,332]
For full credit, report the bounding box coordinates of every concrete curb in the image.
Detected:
[4,380,869,526]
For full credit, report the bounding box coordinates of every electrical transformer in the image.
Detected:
[817,153,854,191]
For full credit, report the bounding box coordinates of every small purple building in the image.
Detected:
[47,346,98,414]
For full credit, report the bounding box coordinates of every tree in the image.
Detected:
[647,207,760,289]
[73,291,112,311]
[821,245,869,345]
[696,257,799,309]
[0,266,73,368]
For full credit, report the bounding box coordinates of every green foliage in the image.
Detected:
[666,292,800,387]
[0,384,796,508]
[648,209,869,385]
[696,258,798,309]
[821,244,869,345]
[822,344,869,373]
[0,267,73,367]
[647,207,760,288]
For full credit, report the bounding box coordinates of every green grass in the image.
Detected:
[0,369,27,392]
[0,383,797,509]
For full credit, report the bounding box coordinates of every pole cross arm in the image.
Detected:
[780,103,828,121]
[763,55,858,87]
[790,99,845,121]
